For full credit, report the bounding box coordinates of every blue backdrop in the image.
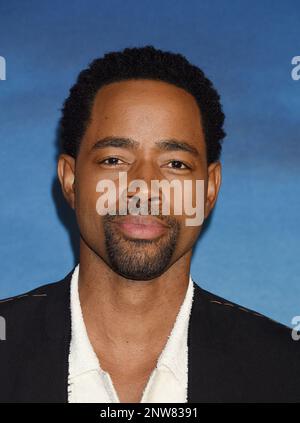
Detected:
[0,0,299,326]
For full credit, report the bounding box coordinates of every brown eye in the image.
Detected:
[101,157,123,166]
[167,160,189,169]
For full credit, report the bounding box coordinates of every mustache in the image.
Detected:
[103,212,179,228]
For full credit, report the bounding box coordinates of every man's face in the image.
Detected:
[58,79,221,280]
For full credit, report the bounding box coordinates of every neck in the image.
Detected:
[77,238,192,354]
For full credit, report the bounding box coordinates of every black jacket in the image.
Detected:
[0,268,299,403]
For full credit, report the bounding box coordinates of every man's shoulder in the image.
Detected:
[192,281,298,353]
[0,270,74,402]
[189,282,300,402]
[0,269,73,318]
[193,281,291,326]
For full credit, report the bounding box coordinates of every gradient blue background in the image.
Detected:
[0,0,299,326]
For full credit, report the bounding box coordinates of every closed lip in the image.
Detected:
[113,215,170,228]
[112,215,170,239]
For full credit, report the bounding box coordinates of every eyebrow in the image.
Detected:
[91,136,139,151]
[91,136,199,156]
[155,139,200,157]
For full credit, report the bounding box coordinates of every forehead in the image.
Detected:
[83,79,205,147]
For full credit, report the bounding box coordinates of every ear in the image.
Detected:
[57,154,76,209]
[204,161,222,219]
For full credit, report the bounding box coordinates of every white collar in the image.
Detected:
[68,264,195,383]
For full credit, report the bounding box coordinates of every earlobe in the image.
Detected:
[205,161,222,218]
[57,154,76,209]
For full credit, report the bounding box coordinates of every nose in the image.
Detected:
[126,160,163,214]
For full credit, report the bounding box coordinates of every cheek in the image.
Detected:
[169,223,201,262]
[75,163,101,209]
[76,183,97,214]
[174,226,200,261]
[74,174,106,235]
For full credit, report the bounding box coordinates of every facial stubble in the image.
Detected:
[103,215,180,280]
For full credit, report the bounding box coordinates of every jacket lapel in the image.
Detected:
[187,282,221,402]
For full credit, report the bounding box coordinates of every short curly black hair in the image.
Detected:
[60,45,226,164]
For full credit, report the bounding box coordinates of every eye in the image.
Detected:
[99,157,125,166]
[166,160,190,170]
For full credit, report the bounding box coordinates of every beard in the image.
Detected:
[103,214,180,281]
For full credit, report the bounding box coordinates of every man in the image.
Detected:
[0,45,299,403]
